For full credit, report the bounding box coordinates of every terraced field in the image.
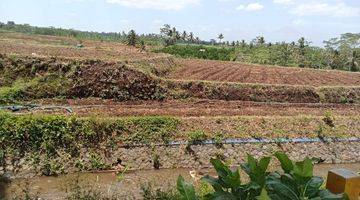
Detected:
[169,59,360,86]
[1,31,359,186]
[23,99,360,117]
[0,30,167,61]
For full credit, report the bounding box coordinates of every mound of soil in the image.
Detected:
[0,54,166,101]
[69,60,166,100]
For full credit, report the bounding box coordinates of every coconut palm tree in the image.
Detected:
[218,33,224,44]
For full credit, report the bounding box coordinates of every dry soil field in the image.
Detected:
[169,59,360,87]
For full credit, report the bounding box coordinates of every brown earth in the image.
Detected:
[169,59,360,87]
[18,99,360,117]
[0,31,167,61]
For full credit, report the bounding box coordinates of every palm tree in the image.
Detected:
[195,37,200,44]
[188,32,194,42]
[182,31,187,41]
[348,50,359,71]
[256,36,265,45]
[218,33,224,44]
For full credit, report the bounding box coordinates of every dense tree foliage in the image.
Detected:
[158,34,360,72]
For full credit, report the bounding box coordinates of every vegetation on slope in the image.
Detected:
[0,112,358,176]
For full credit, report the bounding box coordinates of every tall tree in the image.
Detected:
[195,37,200,44]
[181,31,187,41]
[256,36,265,45]
[160,24,172,37]
[127,29,137,46]
[188,32,194,42]
[298,37,307,67]
[160,24,177,46]
[241,39,246,47]
[348,50,359,71]
[218,33,224,43]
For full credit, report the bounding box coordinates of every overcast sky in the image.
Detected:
[0,0,359,46]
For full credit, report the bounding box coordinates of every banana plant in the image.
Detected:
[266,152,346,200]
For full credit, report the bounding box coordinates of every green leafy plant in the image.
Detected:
[266,152,345,200]
[177,176,198,200]
[200,156,270,200]
[188,130,208,145]
[176,152,345,200]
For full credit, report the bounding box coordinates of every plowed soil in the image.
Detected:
[169,59,360,87]
[0,31,166,61]
[20,99,360,117]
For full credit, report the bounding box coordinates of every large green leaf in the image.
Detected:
[210,158,241,190]
[293,158,313,178]
[241,155,270,188]
[210,158,232,179]
[266,179,300,200]
[317,190,346,200]
[202,175,223,192]
[205,191,237,200]
[274,151,293,173]
[304,176,324,198]
[223,169,242,190]
[258,157,271,174]
[279,174,300,196]
[256,188,271,200]
[177,175,198,200]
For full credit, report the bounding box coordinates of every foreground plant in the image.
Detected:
[266,152,345,200]
[177,152,346,200]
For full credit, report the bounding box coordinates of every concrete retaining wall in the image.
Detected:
[2,140,360,179]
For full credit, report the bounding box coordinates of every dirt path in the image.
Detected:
[17,99,360,117]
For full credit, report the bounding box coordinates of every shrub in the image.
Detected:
[187,130,208,145]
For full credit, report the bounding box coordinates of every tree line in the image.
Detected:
[1,21,358,71]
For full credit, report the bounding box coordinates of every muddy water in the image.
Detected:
[3,163,360,200]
